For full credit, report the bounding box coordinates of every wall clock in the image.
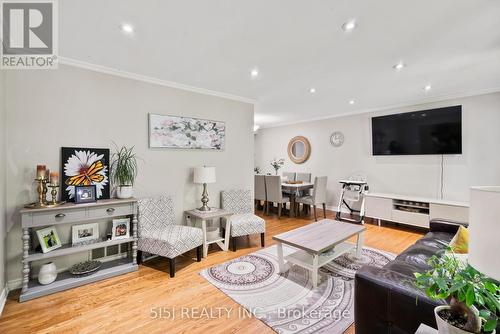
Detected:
[330,131,345,147]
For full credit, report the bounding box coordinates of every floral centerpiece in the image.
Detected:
[270,158,285,175]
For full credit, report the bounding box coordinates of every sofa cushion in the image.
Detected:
[394,244,445,271]
[383,260,428,277]
[415,231,454,249]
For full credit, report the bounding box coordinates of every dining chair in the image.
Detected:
[295,176,328,221]
[137,195,203,277]
[221,189,266,251]
[282,172,296,182]
[254,175,267,211]
[281,172,296,197]
[296,172,312,183]
[265,175,290,219]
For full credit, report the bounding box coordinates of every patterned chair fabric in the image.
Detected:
[221,190,266,237]
[221,189,253,214]
[138,196,203,259]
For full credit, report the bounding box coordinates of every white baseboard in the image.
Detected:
[0,285,8,316]
[7,278,22,291]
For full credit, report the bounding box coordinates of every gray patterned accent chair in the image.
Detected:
[221,189,266,252]
[137,195,203,277]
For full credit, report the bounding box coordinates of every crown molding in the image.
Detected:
[58,57,256,104]
[259,86,500,129]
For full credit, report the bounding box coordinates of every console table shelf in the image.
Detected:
[20,258,137,302]
[26,237,137,262]
[19,198,139,302]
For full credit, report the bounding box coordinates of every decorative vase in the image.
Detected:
[117,185,133,199]
[38,262,57,285]
[434,306,494,334]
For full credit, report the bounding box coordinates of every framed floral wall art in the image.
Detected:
[61,147,110,202]
[149,113,225,150]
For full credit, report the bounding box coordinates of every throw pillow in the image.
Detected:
[449,225,469,254]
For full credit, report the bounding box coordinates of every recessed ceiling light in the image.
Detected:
[309,88,316,93]
[253,124,260,132]
[121,23,134,34]
[393,62,406,70]
[250,68,259,78]
[349,100,355,105]
[342,20,357,32]
[424,84,432,91]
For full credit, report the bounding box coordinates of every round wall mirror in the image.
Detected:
[287,136,311,164]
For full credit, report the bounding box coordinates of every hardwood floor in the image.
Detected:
[0,209,424,334]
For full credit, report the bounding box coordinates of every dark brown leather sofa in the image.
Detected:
[354,219,468,334]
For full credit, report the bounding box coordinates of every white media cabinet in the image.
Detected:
[365,192,469,229]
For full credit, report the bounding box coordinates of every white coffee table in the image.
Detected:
[273,219,366,288]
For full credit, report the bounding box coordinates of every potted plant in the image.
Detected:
[415,251,499,333]
[270,158,285,175]
[254,166,261,174]
[111,145,138,199]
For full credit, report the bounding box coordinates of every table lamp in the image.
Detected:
[468,186,500,281]
[193,166,216,211]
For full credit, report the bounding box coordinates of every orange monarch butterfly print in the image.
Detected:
[65,160,105,186]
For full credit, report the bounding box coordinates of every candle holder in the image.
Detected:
[47,184,65,207]
[24,179,65,209]
[24,177,48,208]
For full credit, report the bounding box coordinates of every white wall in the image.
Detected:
[0,68,7,306]
[4,65,254,284]
[255,92,500,208]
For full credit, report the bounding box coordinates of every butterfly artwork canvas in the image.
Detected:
[60,147,110,202]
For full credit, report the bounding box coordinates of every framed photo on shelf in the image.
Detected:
[75,185,97,204]
[111,218,130,240]
[72,223,100,245]
[36,226,62,253]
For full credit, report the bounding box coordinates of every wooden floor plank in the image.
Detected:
[0,210,424,334]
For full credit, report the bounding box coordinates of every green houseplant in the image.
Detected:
[415,251,499,333]
[111,145,138,199]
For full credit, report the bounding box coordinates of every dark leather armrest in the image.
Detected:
[355,265,444,334]
[429,218,468,234]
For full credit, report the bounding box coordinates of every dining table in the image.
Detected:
[281,181,314,217]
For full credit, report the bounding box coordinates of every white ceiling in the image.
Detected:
[60,0,500,127]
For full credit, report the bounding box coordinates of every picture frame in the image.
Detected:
[148,113,225,150]
[75,185,97,204]
[61,147,110,202]
[111,218,130,240]
[72,223,100,245]
[36,226,62,253]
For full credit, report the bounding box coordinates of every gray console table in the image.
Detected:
[19,198,138,302]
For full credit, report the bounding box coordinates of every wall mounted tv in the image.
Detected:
[371,105,462,155]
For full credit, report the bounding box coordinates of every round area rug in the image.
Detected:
[207,254,275,287]
[201,245,395,334]
[324,248,394,279]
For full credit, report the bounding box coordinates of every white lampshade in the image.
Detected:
[193,166,216,184]
[468,186,500,280]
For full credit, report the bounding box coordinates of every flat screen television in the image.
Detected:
[371,106,462,155]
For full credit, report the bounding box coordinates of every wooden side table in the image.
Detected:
[184,208,233,257]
